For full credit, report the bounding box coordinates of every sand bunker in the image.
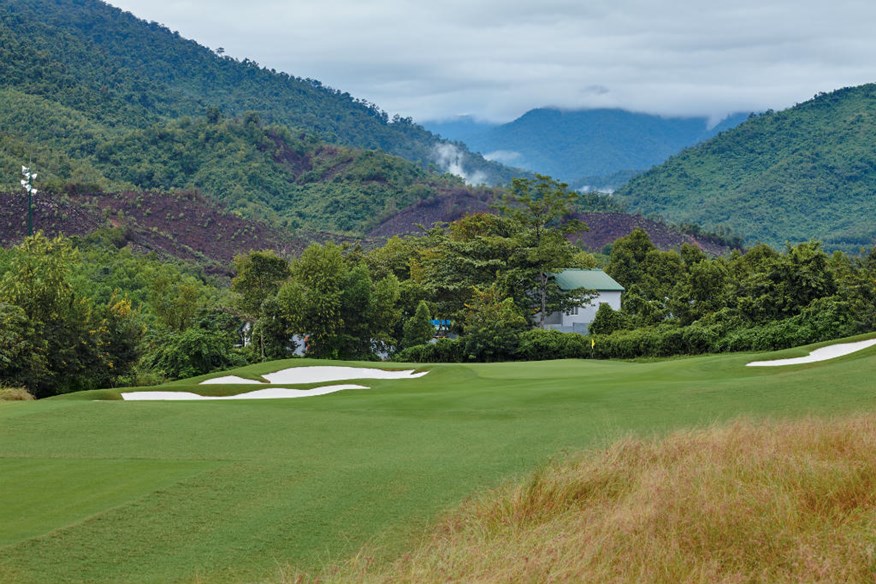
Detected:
[122,367,429,401]
[200,376,264,385]
[121,385,368,401]
[199,366,428,386]
[747,338,876,367]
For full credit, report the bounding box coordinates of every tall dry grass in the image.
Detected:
[297,415,876,584]
[0,386,35,400]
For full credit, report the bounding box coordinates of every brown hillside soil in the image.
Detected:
[573,212,731,255]
[0,191,308,272]
[368,192,732,254]
[368,189,494,237]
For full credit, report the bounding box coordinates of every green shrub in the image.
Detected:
[516,329,591,360]
[394,339,463,363]
[718,297,860,353]
[144,328,244,380]
[589,302,627,335]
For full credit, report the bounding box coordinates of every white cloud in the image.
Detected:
[483,150,523,165]
[433,144,488,185]
[106,0,876,123]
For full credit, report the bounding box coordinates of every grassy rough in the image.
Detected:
[0,387,34,400]
[317,415,876,584]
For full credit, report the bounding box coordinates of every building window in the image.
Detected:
[565,306,579,316]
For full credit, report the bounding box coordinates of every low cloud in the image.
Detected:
[483,150,523,165]
[433,144,488,186]
[107,0,876,123]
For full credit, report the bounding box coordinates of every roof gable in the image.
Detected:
[553,269,624,292]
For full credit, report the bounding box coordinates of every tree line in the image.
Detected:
[2,175,874,397]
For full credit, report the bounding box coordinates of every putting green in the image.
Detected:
[0,339,874,583]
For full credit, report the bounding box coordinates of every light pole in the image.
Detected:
[20,166,37,236]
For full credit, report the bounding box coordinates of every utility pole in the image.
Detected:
[20,165,37,236]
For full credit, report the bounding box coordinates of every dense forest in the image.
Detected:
[3,177,873,398]
[0,0,519,235]
[0,0,510,182]
[617,84,876,252]
[0,88,492,233]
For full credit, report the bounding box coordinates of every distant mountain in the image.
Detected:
[0,0,517,235]
[616,84,876,252]
[424,109,748,186]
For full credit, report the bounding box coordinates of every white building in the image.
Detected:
[542,269,624,334]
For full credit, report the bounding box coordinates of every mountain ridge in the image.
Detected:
[616,84,876,251]
[424,108,748,186]
[0,0,513,185]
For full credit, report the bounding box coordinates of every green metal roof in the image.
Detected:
[552,269,625,292]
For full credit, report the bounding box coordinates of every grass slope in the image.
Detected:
[324,414,876,583]
[1,339,875,582]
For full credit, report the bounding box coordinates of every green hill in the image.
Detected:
[0,0,511,234]
[616,84,876,251]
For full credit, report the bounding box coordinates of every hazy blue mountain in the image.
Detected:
[425,109,748,185]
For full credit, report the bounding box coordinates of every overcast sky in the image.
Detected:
[105,0,876,124]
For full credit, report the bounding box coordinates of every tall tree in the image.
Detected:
[497,174,588,326]
[402,300,434,349]
[278,243,401,359]
[231,250,291,358]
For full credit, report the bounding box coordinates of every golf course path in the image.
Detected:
[746,338,876,367]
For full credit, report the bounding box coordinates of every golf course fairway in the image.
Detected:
[1,336,875,583]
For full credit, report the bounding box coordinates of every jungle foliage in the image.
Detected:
[0,0,516,234]
[0,0,511,182]
[2,189,874,395]
[617,84,876,252]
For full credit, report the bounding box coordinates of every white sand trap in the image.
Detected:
[121,384,368,401]
[747,339,876,367]
[264,366,428,384]
[200,375,265,385]
[197,366,428,386]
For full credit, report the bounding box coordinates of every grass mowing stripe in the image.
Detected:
[0,458,218,546]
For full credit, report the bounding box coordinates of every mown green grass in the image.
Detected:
[1,338,875,583]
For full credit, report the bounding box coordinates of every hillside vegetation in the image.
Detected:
[0,88,479,233]
[0,0,512,235]
[617,84,876,251]
[426,109,747,184]
[315,414,876,584]
[0,0,508,182]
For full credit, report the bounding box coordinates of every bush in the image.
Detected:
[402,301,434,349]
[516,329,591,360]
[0,386,35,400]
[394,338,463,363]
[589,302,626,335]
[718,297,860,353]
